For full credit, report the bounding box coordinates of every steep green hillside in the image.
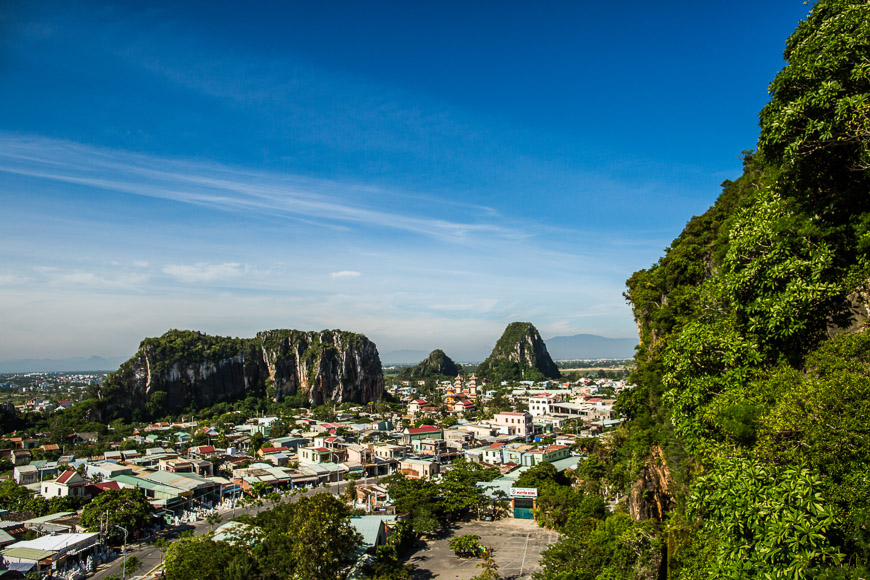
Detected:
[536,2,870,579]
[476,322,561,381]
[398,349,460,380]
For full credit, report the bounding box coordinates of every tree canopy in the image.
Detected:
[80,488,154,539]
[579,1,870,579]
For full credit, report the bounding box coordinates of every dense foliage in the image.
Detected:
[526,462,661,580]
[165,493,361,580]
[164,535,257,580]
[0,477,87,518]
[397,349,460,380]
[383,459,500,536]
[475,322,561,382]
[556,2,870,579]
[80,488,154,540]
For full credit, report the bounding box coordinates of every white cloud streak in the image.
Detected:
[0,134,526,245]
[162,262,245,283]
[330,271,361,280]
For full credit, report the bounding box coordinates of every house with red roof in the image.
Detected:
[85,480,121,498]
[407,399,430,414]
[257,446,289,458]
[189,445,217,457]
[40,470,86,499]
[298,446,334,464]
[401,425,443,445]
[452,399,476,414]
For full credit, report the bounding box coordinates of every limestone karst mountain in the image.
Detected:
[475,322,561,381]
[98,329,383,419]
[398,349,460,380]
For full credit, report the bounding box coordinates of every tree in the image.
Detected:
[688,459,841,579]
[80,488,153,538]
[206,511,223,529]
[514,462,560,490]
[123,555,142,575]
[164,536,255,580]
[473,546,500,580]
[534,485,606,532]
[440,460,499,520]
[246,492,361,580]
[759,0,870,230]
[448,534,482,558]
[151,537,169,564]
[382,473,444,535]
[0,479,38,512]
[250,481,272,498]
[249,431,265,453]
[535,513,660,580]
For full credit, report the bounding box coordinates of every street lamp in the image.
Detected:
[115,525,129,580]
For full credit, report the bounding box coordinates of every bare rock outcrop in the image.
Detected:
[629,446,675,522]
[99,328,383,419]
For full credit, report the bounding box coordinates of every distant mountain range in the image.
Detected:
[3,332,637,373]
[381,333,638,366]
[544,334,639,360]
[0,355,128,374]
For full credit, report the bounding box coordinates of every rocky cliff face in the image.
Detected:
[99,329,383,419]
[476,322,561,381]
[258,329,383,405]
[399,349,460,380]
[629,446,675,521]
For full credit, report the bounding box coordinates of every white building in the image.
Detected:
[40,470,86,499]
[490,411,534,438]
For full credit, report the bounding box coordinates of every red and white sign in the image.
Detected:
[510,487,538,498]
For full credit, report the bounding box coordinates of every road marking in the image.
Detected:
[518,531,531,577]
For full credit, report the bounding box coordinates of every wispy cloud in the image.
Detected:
[30,266,149,290]
[162,262,245,284]
[0,134,526,245]
[429,297,499,315]
[0,273,31,286]
[330,270,361,280]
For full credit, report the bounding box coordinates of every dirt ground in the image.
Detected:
[406,518,559,580]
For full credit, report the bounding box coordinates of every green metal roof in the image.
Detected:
[2,547,55,562]
[23,512,75,524]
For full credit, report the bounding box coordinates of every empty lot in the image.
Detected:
[407,518,559,580]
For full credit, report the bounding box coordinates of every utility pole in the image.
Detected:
[115,525,129,580]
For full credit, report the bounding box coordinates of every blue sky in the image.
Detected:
[0,1,812,362]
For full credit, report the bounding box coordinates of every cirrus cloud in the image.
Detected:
[162,262,245,283]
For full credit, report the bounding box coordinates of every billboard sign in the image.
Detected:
[510,487,538,498]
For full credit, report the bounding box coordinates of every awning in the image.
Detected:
[67,538,99,555]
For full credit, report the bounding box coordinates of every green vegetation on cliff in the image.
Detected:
[537,2,870,579]
[476,322,561,382]
[398,349,460,380]
[142,330,250,374]
[98,328,383,421]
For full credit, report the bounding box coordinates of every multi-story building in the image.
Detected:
[491,411,534,438]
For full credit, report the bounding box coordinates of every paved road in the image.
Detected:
[91,476,386,580]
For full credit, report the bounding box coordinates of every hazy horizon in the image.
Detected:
[0,330,640,372]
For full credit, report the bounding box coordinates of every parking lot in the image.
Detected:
[407,518,559,580]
